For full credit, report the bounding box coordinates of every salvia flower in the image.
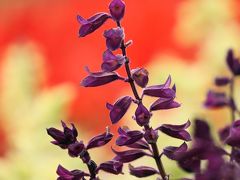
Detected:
[129,164,159,178]
[68,141,85,157]
[134,103,151,126]
[104,27,124,51]
[77,13,111,37]
[143,128,158,144]
[56,165,88,180]
[107,96,132,124]
[150,97,180,111]
[97,160,123,175]
[101,50,125,72]
[215,76,231,86]
[47,121,78,149]
[86,129,113,149]
[81,67,121,87]
[131,68,149,88]
[143,75,176,98]
[226,49,240,75]
[109,0,125,22]
[163,142,188,160]
[225,120,240,147]
[204,90,229,109]
[116,126,143,146]
[126,139,150,150]
[156,120,191,141]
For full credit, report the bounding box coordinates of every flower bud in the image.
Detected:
[68,141,85,157]
[104,27,124,51]
[131,68,149,88]
[143,128,158,144]
[135,103,151,127]
[109,0,125,22]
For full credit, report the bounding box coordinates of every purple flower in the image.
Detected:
[86,130,113,149]
[68,141,85,157]
[101,50,125,72]
[126,139,150,150]
[109,0,125,22]
[156,120,191,141]
[77,13,111,37]
[81,67,120,87]
[131,68,149,88]
[143,128,158,144]
[215,77,231,86]
[129,164,158,178]
[116,126,143,146]
[204,90,229,109]
[134,103,151,126]
[107,96,132,124]
[150,97,180,111]
[56,165,88,180]
[104,27,124,51]
[225,120,240,147]
[112,148,149,163]
[226,49,240,75]
[97,160,123,175]
[47,121,78,149]
[143,75,176,98]
[163,142,188,160]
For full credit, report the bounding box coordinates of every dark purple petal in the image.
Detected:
[108,96,132,124]
[77,13,111,37]
[143,128,158,144]
[126,139,150,150]
[157,120,191,141]
[68,141,85,157]
[129,164,158,178]
[204,90,229,109]
[163,142,188,160]
[112,148,148,163]
[116,126,143,146]
[104,27,124,51]
[101,50,125,72]
[81,70,120,87]
[131,68,149,88]
[194,119,212,142]
[135,103,151,126]
[215,77,231,86]
[225,120,240,147]
[109,0,125,22]
[86,131,113,149]
[150,97,180,111]
[226,49,240,75]
[56,165,87,180]
[97,160,123,175]
[143,75,176,98]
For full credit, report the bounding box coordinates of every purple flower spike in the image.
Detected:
[109,0,125,22]
[68,141,85,157]
[163,142,188,160]
[97,160,123,175]
[225,120,240,147]
[77,13,111,37]
[112,148,148,163]
[56,165,88,180]
[129,164,158,178]
[135,103,151,126]
[47,121,78,149]
[107,96,132,124]
[150,97,180,111]
[101,50,125,72]
[86,129,113,149]
[131,68,149,88]
[156,120,191,141]
[104,27,124,51]
[143,75,176,98]
[215,77,231,86]
[226,49,240,75]
[204,90,229,109]
[116,126,143,146]
[143,128,158,144]
[81,68,120,87]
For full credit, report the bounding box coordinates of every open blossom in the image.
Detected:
[129,164,159,178]
[86,131,113,149]
[101,50,125,72]
[56,165,88,180]
[97,160,123,175]
[77,13,111,37]
[163,142,188,160]
[104,27,124,51]
[109,0,125,22]
[150,97,180,111]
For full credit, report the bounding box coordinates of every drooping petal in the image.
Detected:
[77,13,111,37]
[108,96,132,124]
[150,97,180,111]
[97,160,123,175]
[129,164,158,178]
[109,0,125,22]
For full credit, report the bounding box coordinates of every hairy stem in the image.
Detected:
[117,21,168,180]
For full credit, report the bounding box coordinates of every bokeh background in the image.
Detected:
[1,0,240,179]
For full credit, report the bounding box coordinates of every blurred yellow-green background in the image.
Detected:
[1,0,240,179]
